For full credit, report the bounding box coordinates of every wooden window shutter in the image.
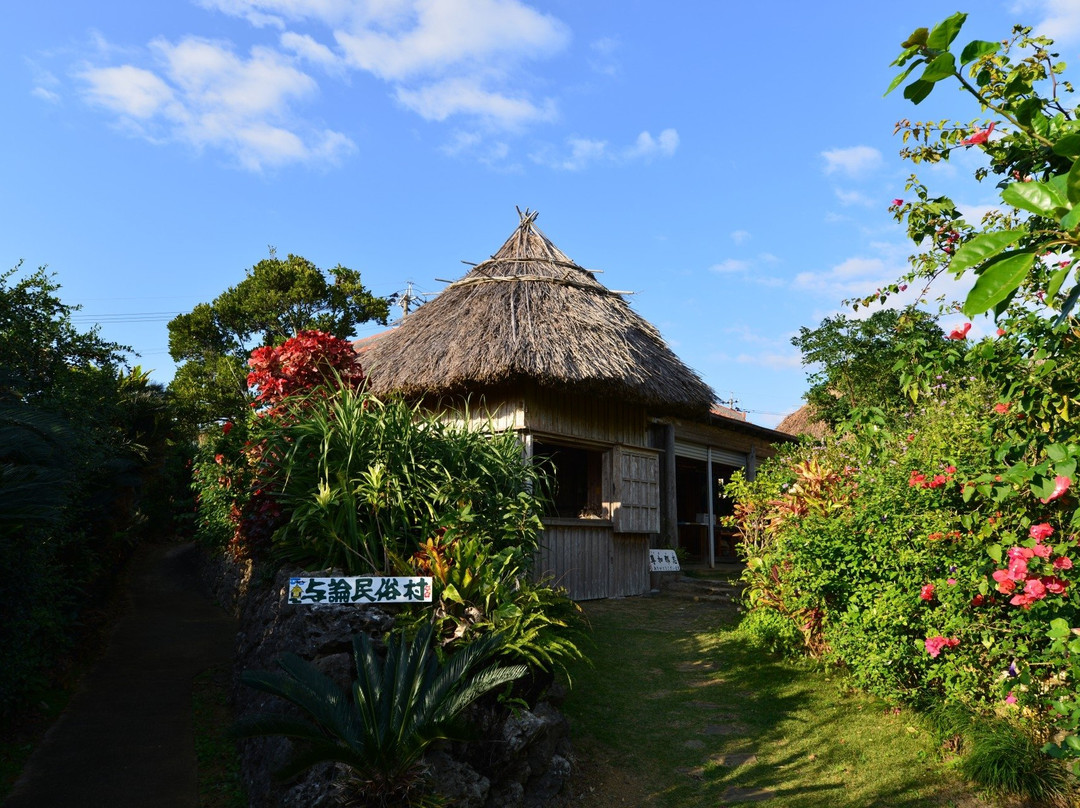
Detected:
[611,446,660,533]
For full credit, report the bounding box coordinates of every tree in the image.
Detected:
[793,309,945,427]
[167,252,389,430]
[883,12,1079,320]
[0,264,178,716]
[0,262,127,403]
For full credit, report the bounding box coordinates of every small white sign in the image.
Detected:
[648,549,681,572]
[288,576,433,604]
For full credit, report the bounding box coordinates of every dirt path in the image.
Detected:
[5,542,237,808]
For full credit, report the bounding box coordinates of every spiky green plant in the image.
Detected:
[237,624,526,807]
[263,389,546,575]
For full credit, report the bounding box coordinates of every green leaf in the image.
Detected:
[903,79,935,105]
[921,52,956,83]
[964,252,1036,316]
[926,13,967,50]
[1066,160,1080,204]
[441,583,464,604]
[1031,475,1056,500]
[948,229,1026,276]
[1052,134,1080,157]
[1048,443,1070,463]
[892,45,921,68]
[885,60,924,96]
[1002,181,1064,217]
[1055,459,1077,481]
[901,28,929,50]
[960,39,1000,65]
[1056,283,1080,326]
[1060,206,1080,231]
[987,543,1002,563]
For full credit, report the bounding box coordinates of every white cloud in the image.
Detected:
[280,31,345,73]
[710,259,749,274]
[440,129,514,168]
[834,188,875,207]
[74,1,576,168]
[589,36,620,76]
[323,0,568,83]
[32,86,61,103]
[822,145,882,178]
[623,128,678,160]
[82,64,175,118]
[730,230,751,245]
[533,128,678,170]
[79,36,353,170]
[1015,0,1080,44]
[195,0,352,29]
[396,77,556,126]
[736,352,803,370]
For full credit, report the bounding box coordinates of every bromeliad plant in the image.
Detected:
[407,520,585,679]
[237,623,527,807]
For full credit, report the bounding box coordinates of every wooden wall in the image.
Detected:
[534,521,651,601]
[611,534,650,597]
[524,386,647,446]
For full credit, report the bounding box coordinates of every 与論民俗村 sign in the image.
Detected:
[288,576,433,604]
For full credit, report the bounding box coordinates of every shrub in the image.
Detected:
[237,624,526,807]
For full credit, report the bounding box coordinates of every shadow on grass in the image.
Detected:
[561,595,983,808]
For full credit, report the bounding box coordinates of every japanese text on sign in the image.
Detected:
[288,576,433,605]
[648,549,681,572]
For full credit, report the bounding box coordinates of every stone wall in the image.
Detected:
[209,556,573,807]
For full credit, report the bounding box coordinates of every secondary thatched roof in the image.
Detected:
[776,404,831,440]
[361,210,717,416]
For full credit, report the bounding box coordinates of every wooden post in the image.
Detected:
[706,447,715,569]
[662,423,677,549]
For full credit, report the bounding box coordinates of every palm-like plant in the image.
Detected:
[237,624,526,807]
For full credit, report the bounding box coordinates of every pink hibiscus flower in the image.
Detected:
[1041,476,1071,504]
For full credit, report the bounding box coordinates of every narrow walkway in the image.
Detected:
[5,542,237,808]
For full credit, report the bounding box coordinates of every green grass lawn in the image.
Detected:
[560,594,994,808]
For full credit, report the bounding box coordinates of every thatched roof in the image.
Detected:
[776,404,831,440]
[361,210,717,416]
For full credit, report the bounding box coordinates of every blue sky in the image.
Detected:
[5,1,1080,427]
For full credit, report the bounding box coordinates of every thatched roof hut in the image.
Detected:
[776,404,831,440]
[361,210,716,417]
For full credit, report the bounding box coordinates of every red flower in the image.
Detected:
[925,636,960,658]
[996,328,1006,336]
[1042,575,1069,594]
[214,453,225,465]
[1053,556,1073,571]
[960,121,996,146]
[971,594,986,607]
[948,322,972,340]
[1041,475,1071,504]
[892,198,904,206]
[1030,523,1054,541]
[909,470,926,487]
[222,421,233,436]
[993,403,1011,414]
[920,583,935,601]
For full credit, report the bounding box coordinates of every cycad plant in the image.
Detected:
[237,624,526,807]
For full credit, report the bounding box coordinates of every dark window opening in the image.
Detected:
[675,455,742,560]
[533,441,605,519]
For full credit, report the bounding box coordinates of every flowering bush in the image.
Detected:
[732,361,1080,783]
